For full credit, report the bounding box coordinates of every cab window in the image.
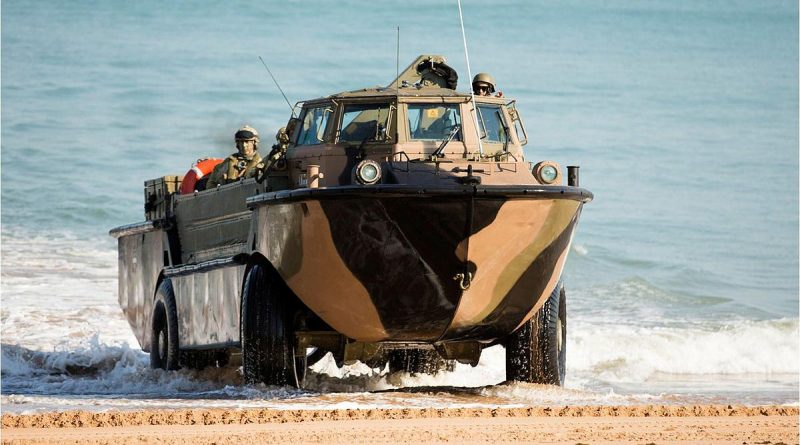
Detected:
[477,104,508,144]
[407,104,462,141]
[339,103,393,143]
[296,105,332,146]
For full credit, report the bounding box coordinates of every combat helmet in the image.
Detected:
[235,125,260,144]
[472,73,496,94]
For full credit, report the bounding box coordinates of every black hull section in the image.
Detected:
[320,196,469,340]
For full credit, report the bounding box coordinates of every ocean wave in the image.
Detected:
[0,336,240,397]
[569,318,800,380]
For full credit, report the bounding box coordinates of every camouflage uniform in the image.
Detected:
[205,152,263,188]
[260,126,292,172]
[206,125,262,188]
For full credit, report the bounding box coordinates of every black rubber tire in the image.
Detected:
[387,349,454,375]
[505,283,567,386]
[150,280,180,371]
[241,264,305,388]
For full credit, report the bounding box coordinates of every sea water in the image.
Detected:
[2,0,798,413]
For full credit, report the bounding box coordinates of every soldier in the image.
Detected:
[206,125,263,188]
[261,124,293,171]
[472,73,498,97]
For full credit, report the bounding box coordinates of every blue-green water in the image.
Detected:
[2,1,798,411]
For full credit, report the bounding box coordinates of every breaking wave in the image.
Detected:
[569,318,799,380]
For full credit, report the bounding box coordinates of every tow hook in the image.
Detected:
[453,271,473,290]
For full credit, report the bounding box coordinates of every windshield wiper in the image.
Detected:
[431,126,460,159]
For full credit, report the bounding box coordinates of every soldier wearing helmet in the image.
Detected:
[206,125,263,188]
[472,73,497,97]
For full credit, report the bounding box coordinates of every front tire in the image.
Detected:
[505,283,567,385]
[241,264,305,387]
[150,280,180,371]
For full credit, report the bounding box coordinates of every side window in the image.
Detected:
[339,103,393,143]
[296,105,331,146]
[476,105,508,144]
[407,104,462,141]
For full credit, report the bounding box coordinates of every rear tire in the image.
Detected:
[150,280,180,371]
[241,264,305,388]
[505,283,567,386]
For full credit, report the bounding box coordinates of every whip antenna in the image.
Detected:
[259,56,296,118]
[395,27,400,90]
[457,0,483,156]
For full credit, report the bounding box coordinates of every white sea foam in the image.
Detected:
[1,230,136,349]
[569,318,799,380]
[572,243,589,256]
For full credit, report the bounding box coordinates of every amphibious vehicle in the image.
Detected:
[110,55,593,388]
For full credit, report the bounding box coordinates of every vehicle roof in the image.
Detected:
[300,86,509,105]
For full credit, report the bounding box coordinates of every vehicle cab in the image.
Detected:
[282,58,540,190]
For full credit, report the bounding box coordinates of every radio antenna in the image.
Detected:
[457,0,483,156]
[395,26,400,90]
[258,56,296,118]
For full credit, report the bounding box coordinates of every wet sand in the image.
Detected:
[2,405,798,444]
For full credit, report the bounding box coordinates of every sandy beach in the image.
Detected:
[2,405,797,444]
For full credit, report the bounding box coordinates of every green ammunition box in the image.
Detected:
[144,175,183,221]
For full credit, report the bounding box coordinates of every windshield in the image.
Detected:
[407,104,462,141]
[339,103,392,143]
[476,104,508,144]
[296,105,332,146]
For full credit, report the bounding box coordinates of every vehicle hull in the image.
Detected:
[249,185,590,343]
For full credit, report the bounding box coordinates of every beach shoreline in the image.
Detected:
[3,405,798,444]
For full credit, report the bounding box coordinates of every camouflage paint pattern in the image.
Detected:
[252,186,588,343]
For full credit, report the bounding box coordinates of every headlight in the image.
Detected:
[541,165,558,182]
[532,161,562,185]
[354,159,382,185]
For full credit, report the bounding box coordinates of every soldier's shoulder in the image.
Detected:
[217,154,238,165]
[211,157,232,172]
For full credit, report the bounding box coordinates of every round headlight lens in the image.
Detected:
[540,165,558,183]
[361,164,379,182]
[355,160,382,184]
